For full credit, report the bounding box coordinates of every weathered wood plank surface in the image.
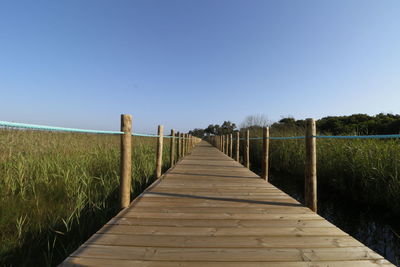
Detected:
[61,141,393,266]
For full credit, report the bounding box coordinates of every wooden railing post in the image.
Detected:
[229,133,233,158]
[120,114,132,209]
[305,118,317,212]
[183,133,186,156]
[262,127,270,181]
[245,129,250,168]
[182,134,185,156]
[184,134,188,155]
[188,134,190,151]
[156,125,164,179]
[185,134,188,155]
[220,135,223,151]
[182,134,186,157]
[222,135,225,153]
[225,134,229,155]
[235,131,240,162]
[227,134,229,156]
[180,134,183,156]
[177,132,181,160]
[223,134,226,154]
[170,129,175,167]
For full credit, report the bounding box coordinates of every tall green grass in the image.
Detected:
[239,128,400,216]
[0,129,174,266]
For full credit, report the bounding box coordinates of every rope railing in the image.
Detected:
[0,120,124,135]
[236,136,305,140]
[315,134,400,139]
[0,120,189,139]
[233,134,400,141]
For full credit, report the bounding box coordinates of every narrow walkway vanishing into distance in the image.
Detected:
[62,141,393,266]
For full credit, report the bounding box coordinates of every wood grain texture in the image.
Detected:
[305,118,317,212]
[262,126,269,181]
[61,141,393,266]
[155,125,164,179]
[235,131,240,162]
[245,129,250,168]
[119,114,132,209]
[229,133,233,158]
[170,129,175,167]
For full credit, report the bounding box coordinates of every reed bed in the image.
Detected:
[240,128,400,216]
[0,129,172,266]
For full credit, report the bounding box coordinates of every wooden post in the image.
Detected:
[226,134,229,156]
[184,134,187,156]
[245,129,250,168]
[177,132,181,159]
[186,134,188,153]
[170,129,175,167]
[180,133,184,157]
[262,127,270,181]
[226,134,230,156]
[229,133,233,158]
[235,131,240,162]
[220,135,222,151]
[305,118,317,212]
[120,114,132,209]
[156,125,164,179]
[222,135,225,153]
[181,133,184,157]
[182,134,186,157]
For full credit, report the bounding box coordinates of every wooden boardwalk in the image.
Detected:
[62,141,393,266]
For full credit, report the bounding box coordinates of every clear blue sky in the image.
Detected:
[1,0,399,133]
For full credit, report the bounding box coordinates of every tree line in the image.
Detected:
[189,113,400,138]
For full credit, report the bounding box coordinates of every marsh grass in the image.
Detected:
[239,128,400,216]
[0,129,173,266]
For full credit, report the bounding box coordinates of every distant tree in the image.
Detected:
[188,128,205,138]
[276,113,400,135]
[204,124,220,135]
[189,121,237,138]
[240,114,271,128]
[189,113,400,139]
[220,121,236,134]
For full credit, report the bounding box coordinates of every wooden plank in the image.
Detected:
[131,201,303,209]
[137,196,300,205]
[140,194,302,200]
[146,193,291,198]
[128,207,313,214]
[149,187,286,193]
[86,234,362,248]
[62,257,393,267]
[117,212,323,220]
[69,245,383,262]
[95,225,347,237]
[107,218,334,228]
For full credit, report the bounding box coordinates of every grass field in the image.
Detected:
[239,127,400,217]
[0,129,175,266]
